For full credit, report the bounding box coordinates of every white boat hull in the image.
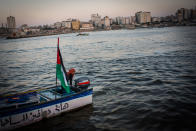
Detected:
[0,89,93,131]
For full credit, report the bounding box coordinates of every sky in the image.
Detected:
[0,0,196,27]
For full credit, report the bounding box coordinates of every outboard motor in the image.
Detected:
[74,77,90,89]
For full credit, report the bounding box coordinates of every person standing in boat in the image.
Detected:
[67,68,76,86]
[59,68,76,93]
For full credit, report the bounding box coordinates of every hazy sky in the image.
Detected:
[0,0,196,26]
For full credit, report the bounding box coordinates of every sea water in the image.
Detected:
[0,26,196,131]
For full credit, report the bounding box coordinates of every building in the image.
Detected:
[176,11,183,23]
[49,24,55,29]
[71,20,80,30]
[176,8,192,22]
[65,19,72,29]
[183,8,189,20]
[115,17,130,25]
[0,25,8,34]
[61,21,66,28]
[130,16,136,24]
[54,22,62,29]
[61,19,72,29]
[91,14,101,27]
[170,15,178,23]
[151,17,161,23]
[191,9,196,20]
[125,17,130,25]
[20,24,28,30]
[80,22,94,30]
[7,16,16,29]
[116,17,123,25]
[7,16,16,32]
[121,17,126,25]
[135,11,151,24]
[100,19,105,28]
[112,18,117,24]
[1,23,6,28]
[104,16,110,29]
[110,19,113,25]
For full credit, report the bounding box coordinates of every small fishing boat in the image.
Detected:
[0,38,93,130]
[76,33,89,36]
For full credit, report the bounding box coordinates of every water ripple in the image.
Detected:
[0,27,196,130]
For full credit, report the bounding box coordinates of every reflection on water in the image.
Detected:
[0,26,196,130]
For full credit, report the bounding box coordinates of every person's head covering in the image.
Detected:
[69,68,76,75]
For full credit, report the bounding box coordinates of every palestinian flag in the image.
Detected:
[56,37,70,93]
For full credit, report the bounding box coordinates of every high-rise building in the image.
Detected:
[104,16,110,29]
[7,16,16,32]
[176,8,191,21]
[191,9,196,19]
[135,11,151,24]
[91,14,101,27]
[183,9,189,20]
[7,16,16,28]
[176,9,183,22]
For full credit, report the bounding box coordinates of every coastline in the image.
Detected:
[3,23,196,39]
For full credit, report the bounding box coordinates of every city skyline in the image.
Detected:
[0,0,196,26]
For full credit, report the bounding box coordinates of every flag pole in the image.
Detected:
[56,37,59,87]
